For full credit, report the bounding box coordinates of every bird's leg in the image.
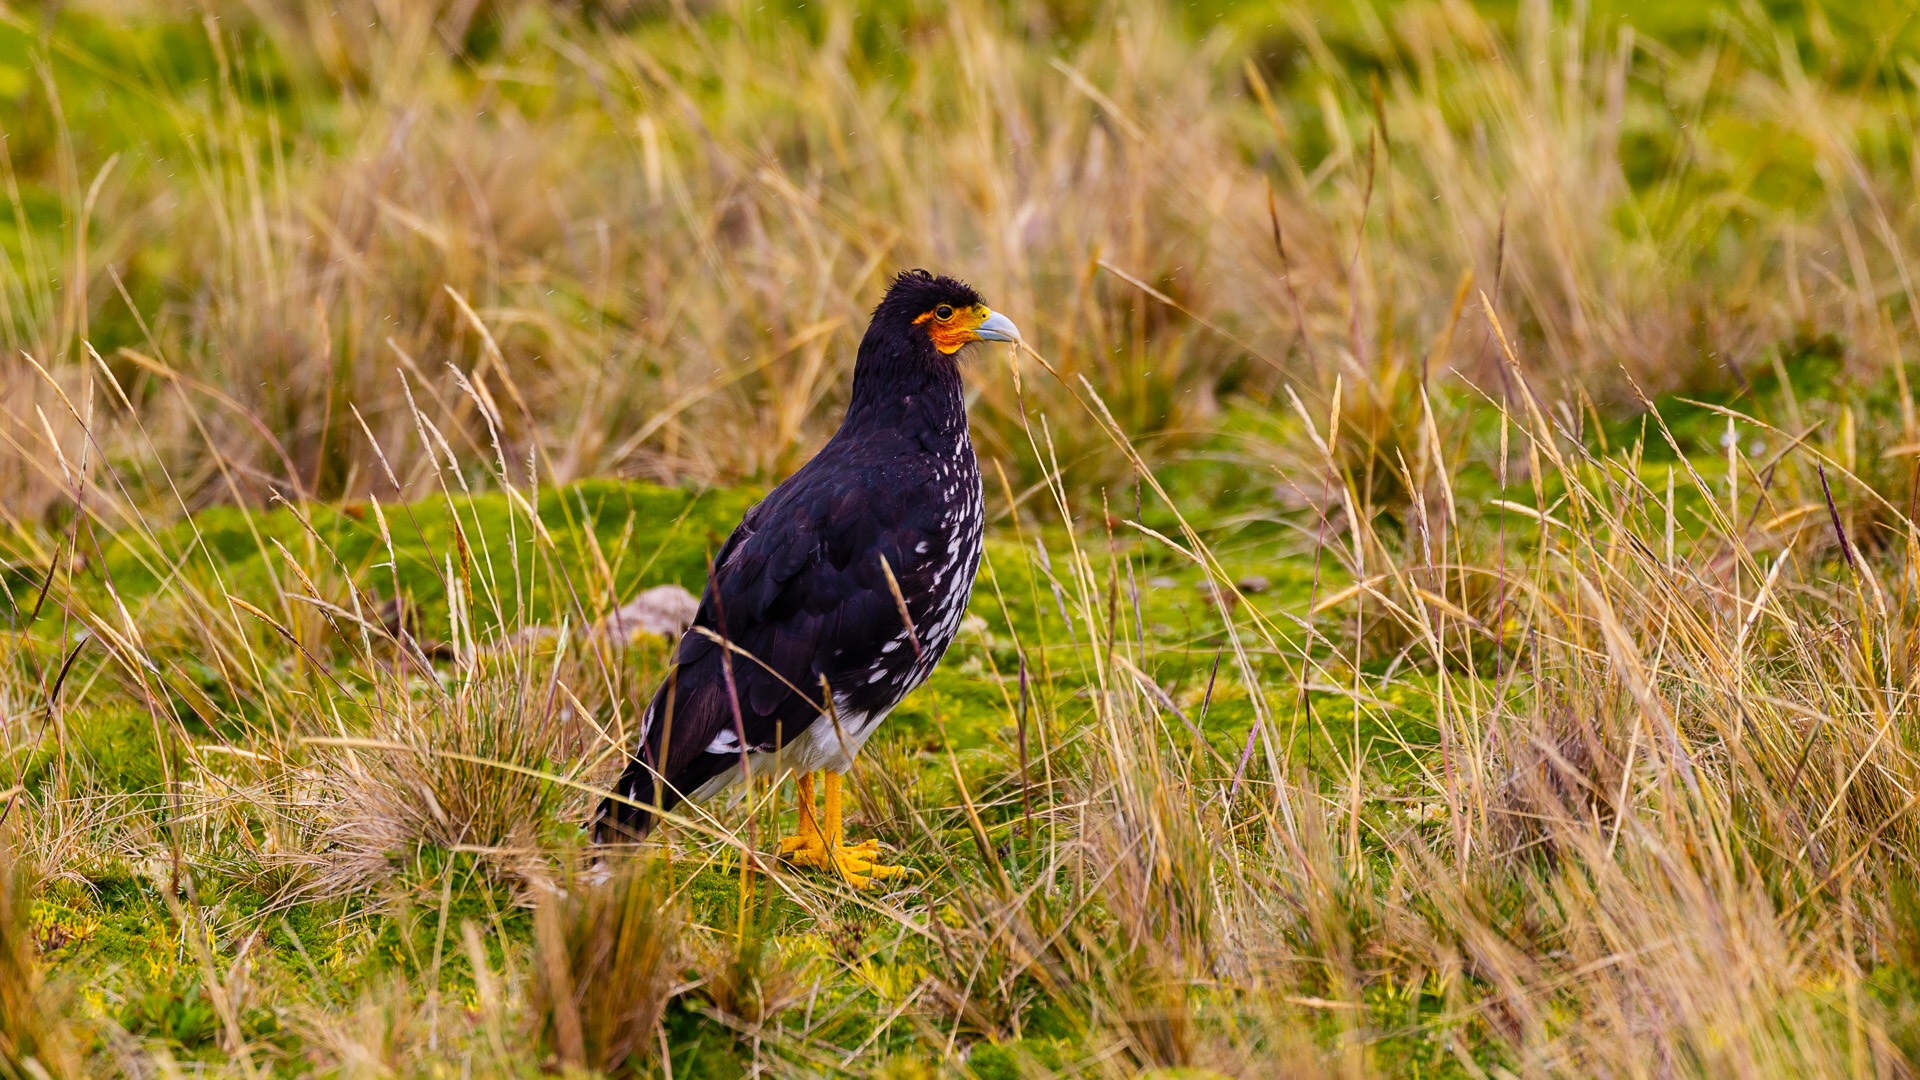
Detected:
[825,772,882,858]
[816,772,909,888]
[778,772,828,864]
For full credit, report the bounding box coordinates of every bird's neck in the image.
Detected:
[839,348,968,443]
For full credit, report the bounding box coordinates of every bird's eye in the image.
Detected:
[934,304,955,321]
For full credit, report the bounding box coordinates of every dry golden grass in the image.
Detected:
[0,834,80,1080]
[531,857,683,1076]
[3,0,1914,520]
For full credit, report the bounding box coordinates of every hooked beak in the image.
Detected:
[975,310,1022,344]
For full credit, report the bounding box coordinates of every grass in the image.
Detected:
[4,0,1920,1076]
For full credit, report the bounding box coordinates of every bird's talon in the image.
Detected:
[782,838,832,869]
[821,843,912,889]
[779,774,910,887]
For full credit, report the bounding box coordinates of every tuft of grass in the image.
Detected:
[0,835,78,1080]
[296,659,601,894]
[531,856,683,1077]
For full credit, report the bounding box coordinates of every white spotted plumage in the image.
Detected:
[676,464,983,804]
[599,270,1012,841]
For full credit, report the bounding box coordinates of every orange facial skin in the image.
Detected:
[913,302,994,354]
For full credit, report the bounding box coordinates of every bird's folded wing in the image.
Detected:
[646,478,930,779]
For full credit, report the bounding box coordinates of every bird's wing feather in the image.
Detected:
[643,457,941,784]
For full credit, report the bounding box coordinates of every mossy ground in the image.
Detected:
[4,456,1511,1073]
[8,343,1908,1074]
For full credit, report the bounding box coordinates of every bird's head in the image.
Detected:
[869,270,1020,358]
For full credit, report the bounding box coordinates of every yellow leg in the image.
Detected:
[783,772,909,888]
[821,772,909,888]
[777,772,826,862]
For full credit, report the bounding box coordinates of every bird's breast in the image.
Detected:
[839,448,983,714]
[905,456,984,644]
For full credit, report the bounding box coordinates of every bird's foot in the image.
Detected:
[783,835,911,889]
[778,830,827,861]
[830,839,913,889]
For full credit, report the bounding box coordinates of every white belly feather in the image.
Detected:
[687,696,885,802]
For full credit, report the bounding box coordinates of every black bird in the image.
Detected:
[597,271,1019,886]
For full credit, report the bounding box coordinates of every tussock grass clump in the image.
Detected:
[296,976,472,1080]
[301,663,598,891]
[0,838,77,1080]
[530,857,683,1076]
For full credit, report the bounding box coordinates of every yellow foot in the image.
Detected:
[782,835,910,888]
[833,841,912,889]
[781,771,915,887]
[778,830,828,861]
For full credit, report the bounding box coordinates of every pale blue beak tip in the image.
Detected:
[976,310,1021,344]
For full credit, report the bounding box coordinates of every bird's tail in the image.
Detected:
[593,681,734,842]
[595,689,675,842]
[594,752,668,841]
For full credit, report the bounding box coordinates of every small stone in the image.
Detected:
[1235,574,1271,594]
[1197,581,1239,610]
[1147,575,1178,589]
[592,584,700,644]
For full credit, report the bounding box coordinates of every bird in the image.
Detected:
[596,270,1020,887]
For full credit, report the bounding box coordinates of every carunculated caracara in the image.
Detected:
[596,270,1020,887]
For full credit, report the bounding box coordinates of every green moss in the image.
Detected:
[118,971,223,1050]
[63,701,169,795]
[74,480,757,649]
[67,873,172,967]
[660,998,750,1079]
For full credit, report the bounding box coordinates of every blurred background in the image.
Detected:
[4,0,1917,523]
